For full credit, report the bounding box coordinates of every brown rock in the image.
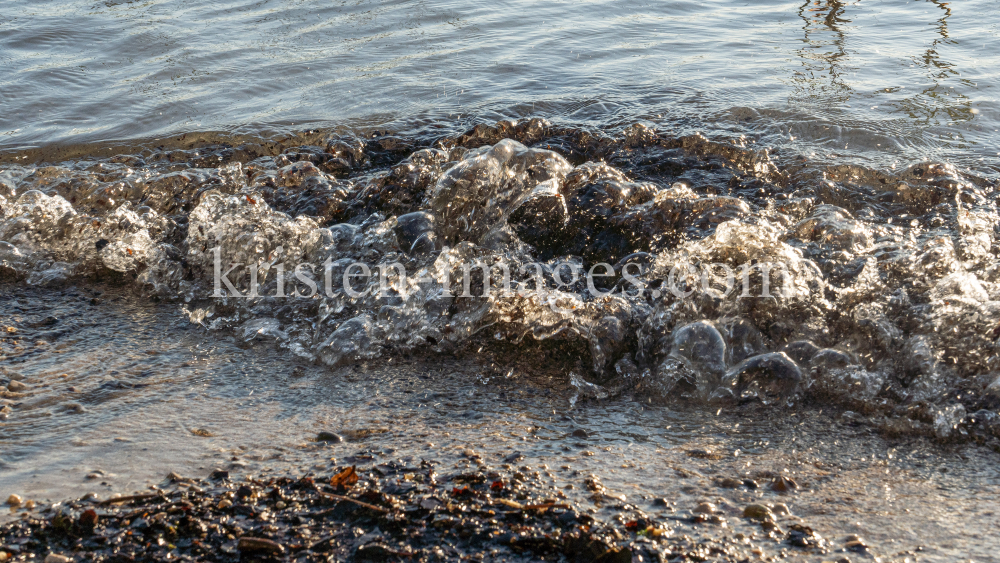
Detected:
[771,475,798,492]
[237,537,285,554]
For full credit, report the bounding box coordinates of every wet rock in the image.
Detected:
[6,494,22,506]
[781,340,821,365]
[79,509,98,528]
[785,524,825,548]
[571,429,589,438]
[43,555,71,563]
[742,478,759,489]
[316,431,344,443]
[693,502,716,514]
[742,504,774,521]
[5,381,27,393]
[237,537,285,555]
[236,485,254,500]
[770,476,798,492]
[723,352,802,397]
[717,477,742,489]
[845,538,871,554]
[354,542,400,562]
[394,211,437,255]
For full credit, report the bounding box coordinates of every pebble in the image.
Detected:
[845,539,869,552]
[571,429,589,438]
[23,499,35,510]
[6,381,28,393]
[772,503,791,515]
[79,509,99,528]
[0,551,9,562]
[237,537,285,555]
[771,475,798,492]
[44,555,71,563]
[316,431,343,443]
[217,499,233,509]
[6,494,21,506]
[742,504,774,521]
[718,477,742,488]
[693,502,716,514]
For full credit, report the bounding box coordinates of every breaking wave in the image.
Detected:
[3,119,1000,441]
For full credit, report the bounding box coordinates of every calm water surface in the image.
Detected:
[1,0,998,172]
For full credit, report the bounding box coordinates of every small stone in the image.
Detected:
[275,500,287,510]
[772,502,791,515]
[316,431,343,443]
[743,504,774,521]
[6,494,22,506]
[236,485,253,500]
[44,555,72,563]
[742,478,759,489]
[0,551,9,562]
[718,477,742,488]
[846,539,870,552]
[166,472,185,482]
[771,475,798,492]
[23,499,35,510]
[79,509,98,528]
[237,537,285,555]
[571,429,589,438]
[6,381,27,392]
[693,502,716,514]
[217,499,233,509]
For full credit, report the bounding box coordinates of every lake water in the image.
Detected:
[2,0,998,174]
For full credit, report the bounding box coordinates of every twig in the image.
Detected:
[98,493,162,506]
[316,492,388,513]
[492,498,569,511]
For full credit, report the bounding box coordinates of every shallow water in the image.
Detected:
[3,286,1000,562]
[2,0,999,174]
[3,1,1000,558]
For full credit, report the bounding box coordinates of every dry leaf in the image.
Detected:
[330,465,359,489]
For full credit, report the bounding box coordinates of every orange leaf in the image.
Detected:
[330,466,359,489]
